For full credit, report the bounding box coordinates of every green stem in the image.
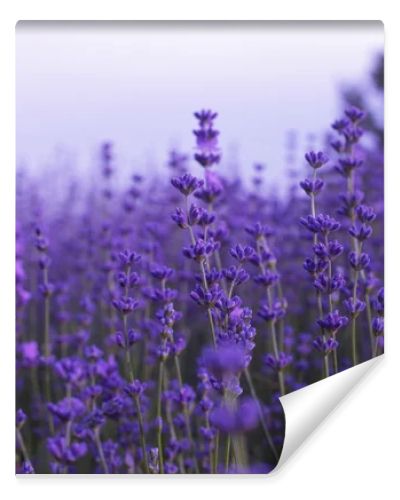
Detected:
[373,336,380,357]
[43,277,54,435]
[94,427,109,474]
[365,293,375,357]
[267,289,285,396]
[123,315,135,381]
[213,431,220,473]
[135,396,150,473]
[244,368,278,460]
[156,361,165,474]
[174,357,200,473]
[324,236,338,374]
[16,427,31,465]
[224,435,231,473]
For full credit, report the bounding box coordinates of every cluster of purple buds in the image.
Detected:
[372,288,384,349]
[114,329,142,349]
[331,106,366,151]
[183,238,220,262]
[299,177,325,196]
[317,310,348,336]
[258,300,286,323]
[304,151,329,169]
[264,352,293,372]
[300,214,341,235]
[313,336,339,355]
[210,397,259,434]
[343,298,366,319]
[47,436,88,466]
[171,173,204,196]
[100,142,114,179]
[193,110,221,168]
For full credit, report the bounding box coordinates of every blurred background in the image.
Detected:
[16,21,383,193]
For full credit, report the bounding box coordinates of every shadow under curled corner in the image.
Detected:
[269,355,384,475]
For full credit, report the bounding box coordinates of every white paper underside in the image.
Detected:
[273,354,383,473]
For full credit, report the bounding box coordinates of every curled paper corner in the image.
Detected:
[271,355,384,474]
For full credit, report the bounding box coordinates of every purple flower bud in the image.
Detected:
[84,344,103,361]
[222,266,249,286]
[317,310,348,335]
[313,240,343,260]
[349,223,373,242]
[39,282,55,298]
[150,265,174,281]
[128,329,142,346]
[48,397,86,422]
[202,344,248,378]
[356,204,376,223]
[170,336,186,356]
[84,408,105,429]
[338,190,365,217]
[245,222,274,239]
[254,270,279,288]
[21,461,35,474]
[16,408,27,428]
[47,436,87,464]
[190,283,222,308]
[344,298,366,319]
[335,157,363,177]
[112,296,139,315]
[313,336,339,355]
[303,258,328,275]
[263,352,292,371]
[171,207,187,229]
[124,379,146,397]
[165,462,179,474]
[183,238,220,262]
[157,344,170,362]
[199,396,214,413]
[330,139,345,153]
[193,112,221,168]
[118,249,141,268]
[102,396,125,419]
[194,183,223,203]
[331,118,350,132]
[210,397,259,434]
[197,267,222,286]
[304,151,329,169]
[19,341,39,367]
[373,287,384,315]
[200,426,216,441]
[349,251,371,271]
[229,244,255,263]
[197,208,216,227]
[38,255,51,270]
[299,178,324,196]
[345,106,366,123]
[35,236,49,252]
[171,173,204,196]
[300,215,321,233]
[258,301,286,322]
[372,317,384,336]
[194,109,218,127]
[177,385,196,406]
[114,331,125,348]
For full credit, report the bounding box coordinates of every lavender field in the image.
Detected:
[16,44,384,474]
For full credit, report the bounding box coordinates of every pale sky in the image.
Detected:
[16,21,383,188]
